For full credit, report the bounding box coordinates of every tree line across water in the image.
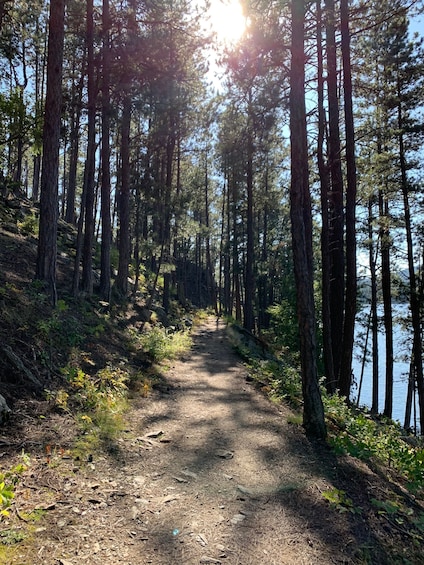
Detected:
[1,0,424,438]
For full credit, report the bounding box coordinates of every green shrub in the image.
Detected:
[137,326,192,363]
[17,212,38,236]
[323,394,424,494]
[0,456,29,519]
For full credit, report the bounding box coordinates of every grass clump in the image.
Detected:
[136,326,192,363]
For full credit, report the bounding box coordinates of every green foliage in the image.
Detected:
[371,497,404,517]
[36,300,84,352]
[49,364,129,456]
[241,357,302,409]
[370,497,424,537]
[136,326,192,363]
[0,456,29,519]
[0,480,15,517]
[322,488,361,514]
[0,529,26,545]
[226,320,302,408]
[59,364,128,412]
[267,300,300,353]
[412,511,424,533]
[323,394,424,494]
[17,212,38,236]
[18,508,46,522]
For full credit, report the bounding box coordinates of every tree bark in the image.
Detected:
[379,188,394,419]
[115,95,131,297]
[99,0,112,301]
[290,0,326,439]
[81,0,96,295]
[339,0,357,399]
[35,0,65,306]
[397,98,424,431]
[368,198,379,414]
[65,66,83,225]
[316,0,335,393]
[243,104,255,332]
[325,0,345,385]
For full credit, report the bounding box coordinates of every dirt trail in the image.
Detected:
[6,318,392,564]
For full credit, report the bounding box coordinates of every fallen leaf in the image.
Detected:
[145,430,164,438]
[181,469,198,479]
[230,513,246,525]
[237,484,252,495]
[215,450,233,459]
[172,476,188,483]
[163,494,180,503]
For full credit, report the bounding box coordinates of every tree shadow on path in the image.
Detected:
[129,319,406,565]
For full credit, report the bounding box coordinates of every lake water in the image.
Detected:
[351,304,421,433]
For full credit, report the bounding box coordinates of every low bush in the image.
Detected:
[136,326,192,363]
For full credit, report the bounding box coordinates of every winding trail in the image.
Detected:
[19,318,391,564]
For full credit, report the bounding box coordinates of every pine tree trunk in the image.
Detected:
[115,95,131,297]
[325,0,345,385]
[368,198,379,414]
[99,0,112,301]
[339,0,357,399]
[379,189,394,419]
[65,63,83,224]
[316,0,335,393]
[398,103,424,431]
[243,116,255,332]
[81,0,96,295]
[35,0,65,305]
[224,172,231,315]
[290,0,326,439]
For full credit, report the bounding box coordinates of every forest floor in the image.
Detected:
[1,317,423,565]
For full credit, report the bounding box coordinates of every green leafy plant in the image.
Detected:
[59,364,129,412]
[413,512,424,533]
[54,364,129,456]
[0,529,26,545]
[0,480,15,517]
[17,212,38,236]
[36,300,84,355]
[267,300,300,354]
[323,393,424,494]
[371,498,403,517]
[18,508,46,522]
[136,326,192,363]
[0,455,29,519]
[239,355,302,409]
[322,488,361,514]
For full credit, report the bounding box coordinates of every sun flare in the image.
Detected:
[208,0,246,45]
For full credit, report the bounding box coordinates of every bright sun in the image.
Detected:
[208,0,246,45]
